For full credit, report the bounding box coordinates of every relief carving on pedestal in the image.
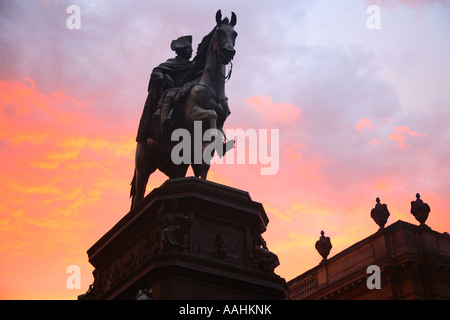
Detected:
[158,199,192,252]
[83,200,189,297]
[249,229,280,273]
[210,233,228,261]
[194,216,244,265]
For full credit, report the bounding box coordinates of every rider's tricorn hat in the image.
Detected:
[171,35,192,51]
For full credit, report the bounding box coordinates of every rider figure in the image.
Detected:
[136,35,194,142]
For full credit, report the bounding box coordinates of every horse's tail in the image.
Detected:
[130,169,136,199]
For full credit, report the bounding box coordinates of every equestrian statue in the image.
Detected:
[130,10,238,209]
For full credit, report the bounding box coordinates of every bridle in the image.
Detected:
[212,25,235,82]
[225,61,233,83]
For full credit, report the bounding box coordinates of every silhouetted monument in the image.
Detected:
[130,10,237,209]
[80,10,285,300]
[79,178,286,300]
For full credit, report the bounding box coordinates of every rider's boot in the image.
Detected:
[160,106,174,137]
[221,139,235,157]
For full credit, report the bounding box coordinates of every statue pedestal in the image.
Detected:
[79,177,286,300]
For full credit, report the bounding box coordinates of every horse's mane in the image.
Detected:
[183,27,216,82]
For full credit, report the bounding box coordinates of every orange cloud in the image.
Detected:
[245,96,301,123]
[0,77,87,122]
[284,143,327,182]
[354,118,375,131]
[0,77,137,299]
[375,178,389,191]
[57,136,135,159]
[0,78,90,148]
[388,125,421,149]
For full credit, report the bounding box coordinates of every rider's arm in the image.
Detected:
[151,68,174,88]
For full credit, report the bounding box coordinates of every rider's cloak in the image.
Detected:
[136,58,193,142]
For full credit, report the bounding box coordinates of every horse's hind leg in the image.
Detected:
[200,162,210,179]
[131,141,156,209]
[133,168,151,207]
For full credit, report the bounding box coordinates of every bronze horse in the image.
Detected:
[130,10,238,209]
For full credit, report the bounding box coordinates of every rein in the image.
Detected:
[225,61,233,82]
[194,82,228,103]
[201,60,232,84]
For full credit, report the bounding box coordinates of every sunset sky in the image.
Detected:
[1,0,449,299]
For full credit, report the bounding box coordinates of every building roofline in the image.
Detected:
[287,219,449,287]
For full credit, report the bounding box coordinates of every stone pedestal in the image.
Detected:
[79,177,286,300]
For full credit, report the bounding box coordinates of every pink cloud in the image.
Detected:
[367,0,445,8]
[0,76,137,298]
[388,126,421,149]
[1,1,450,299]
[245,96,301,123]
[354,118,376,131]
[0,77,88,137]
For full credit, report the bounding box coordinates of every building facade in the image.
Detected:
[287,220,450,300]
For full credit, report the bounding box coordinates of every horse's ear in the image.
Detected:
[215,10,222,25]
[230,12,237,26]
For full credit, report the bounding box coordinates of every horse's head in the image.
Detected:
[214,10,238,65]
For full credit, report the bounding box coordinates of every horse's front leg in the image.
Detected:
[190,106,218,133]
[189,106,218,179]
